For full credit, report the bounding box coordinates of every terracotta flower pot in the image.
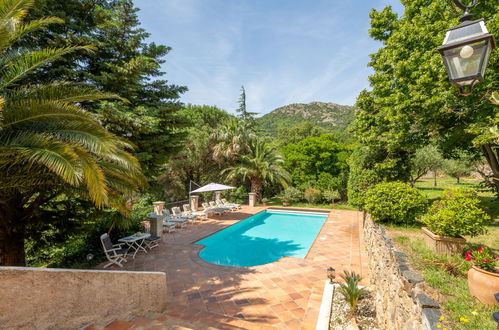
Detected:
[421,227,466,256]
[467,265,499,305]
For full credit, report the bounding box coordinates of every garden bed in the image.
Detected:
[386,227,497,329]
[329,289,378,329]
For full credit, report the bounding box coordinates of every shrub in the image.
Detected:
[279,187,304,203]
[347,168,379,209]
[323,190,341,203]
[317,172,348,200]
[365,181,427,225]
[304,187,322,203]
[421,189,489,238]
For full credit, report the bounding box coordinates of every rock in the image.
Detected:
[421,308,441,330]
[402,270,424,284]
[415,294,439,309]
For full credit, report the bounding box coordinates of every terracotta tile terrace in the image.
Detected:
[99,206,369,329]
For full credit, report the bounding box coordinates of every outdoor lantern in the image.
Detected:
[438,0,496,95]
[327,267,336,283]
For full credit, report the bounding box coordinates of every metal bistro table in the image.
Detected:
[118,233,151,259]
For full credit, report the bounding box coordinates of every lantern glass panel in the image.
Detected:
[480,42,492,76]
[442,40,486,81]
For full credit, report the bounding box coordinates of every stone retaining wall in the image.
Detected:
[363,213,442,330]
[0,266,167,329]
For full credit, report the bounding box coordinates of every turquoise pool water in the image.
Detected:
[195,210,328,267]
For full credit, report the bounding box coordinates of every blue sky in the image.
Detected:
[135,0,403,115]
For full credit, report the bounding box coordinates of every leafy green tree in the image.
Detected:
[223,139,290,202]
[352,1,498,192]
[347,146,410,208]
[158,105,232,200]
[23,0,188,178]
[276,121,325,147]
[442,151,477,184]
[0,0,145,266]
[282,134,351,189]
[410,144,444,187]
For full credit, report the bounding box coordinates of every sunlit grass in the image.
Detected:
[390,235,496,329]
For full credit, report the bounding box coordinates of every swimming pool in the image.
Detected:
[195,209,328,267]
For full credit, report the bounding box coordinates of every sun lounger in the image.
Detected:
[183,204,207,220]
[148,212,178,232]
[202,202,224,215]
[216,199,237,211]
[172,206,196,224]
[209,201,231,212]
[162,209,188,228]
[221,198,241,209]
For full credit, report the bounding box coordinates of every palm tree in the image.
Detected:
[222,139,290,202]
[0,0,146,266]
[212,118,255,164]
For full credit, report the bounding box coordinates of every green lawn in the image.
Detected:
[387,176,498,329]
[263,200,357,210]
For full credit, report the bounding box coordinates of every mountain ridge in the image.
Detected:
[256,101,356,136]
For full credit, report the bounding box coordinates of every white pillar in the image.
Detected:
[215,191,222,201]
[249,193,256,207]
[190,195,199,211]
[152,201,165,215]
[150,201,165,238]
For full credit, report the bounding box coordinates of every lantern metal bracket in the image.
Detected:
[452,0,477,23]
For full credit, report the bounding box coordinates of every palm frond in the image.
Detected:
[8,83,127,104]
[0,45,95,88]
[0,0,34,21]
[11,16,64,40]
[1,133,82,185]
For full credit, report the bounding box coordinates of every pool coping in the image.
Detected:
[190,207,332,269]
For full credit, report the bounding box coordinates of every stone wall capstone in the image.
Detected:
[363,213,442,330]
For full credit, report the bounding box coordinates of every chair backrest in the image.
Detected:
[183,204,191,212]
[202,202,209,209]
[172,207,181,215]
[209,201,217,208]
[221,198,228,204]
[100,233,114,252]
[162,209,171,216]
[216,199,224,206]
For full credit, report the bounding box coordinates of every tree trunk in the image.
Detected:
[250,178,263,203]
[433,171,437,187]
[0,223,25,266]
[481,144,499,194]
[456,176,460,184]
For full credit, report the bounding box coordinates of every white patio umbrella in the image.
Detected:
[189,182,235,194]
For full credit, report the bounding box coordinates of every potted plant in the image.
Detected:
[420,189,489,256]
[465,247,499,305]
[261,198,269,206]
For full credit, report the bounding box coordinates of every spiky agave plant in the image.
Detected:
[0,0,146,266]
[338,271,368,317]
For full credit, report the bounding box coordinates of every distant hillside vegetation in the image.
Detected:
[256,102,356,136]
